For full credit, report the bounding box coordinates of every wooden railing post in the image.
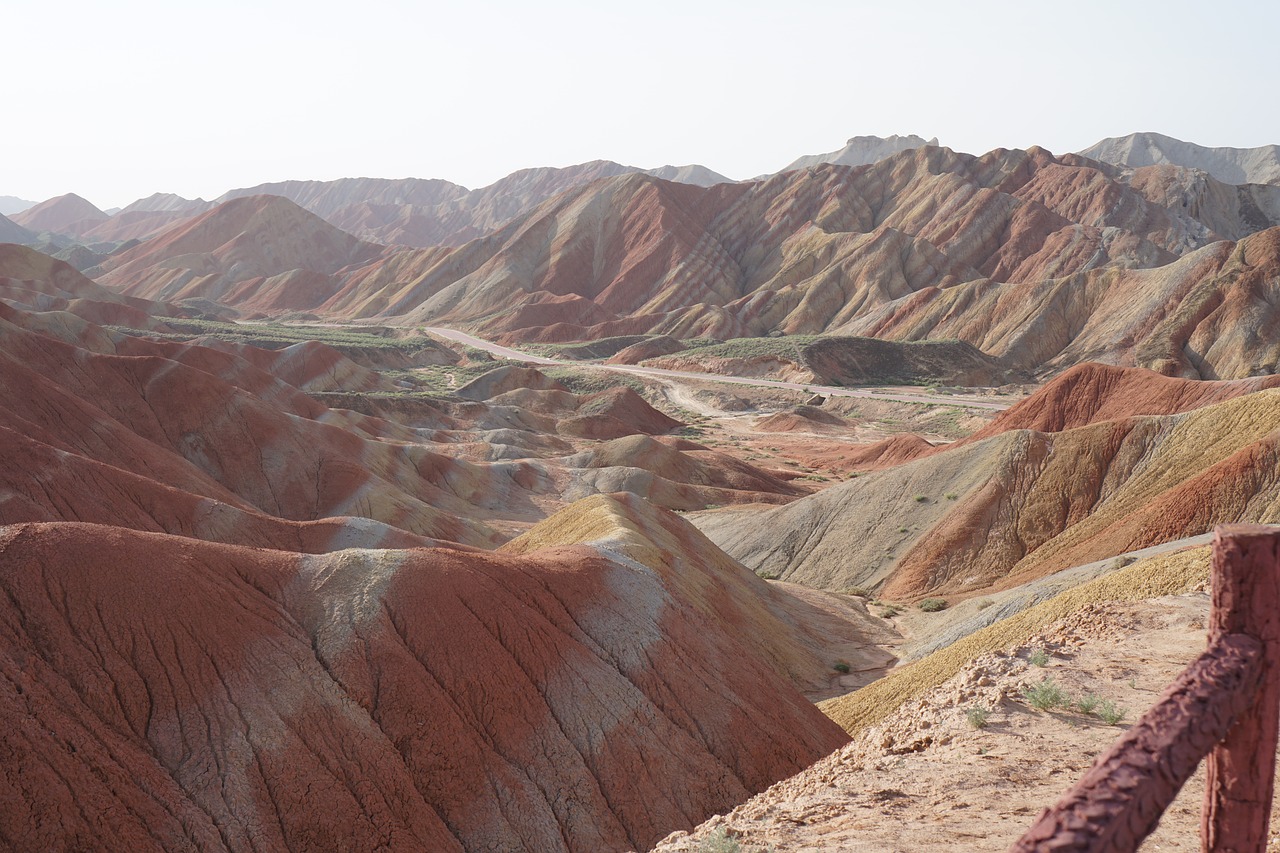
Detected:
[1009,525,1280,852]
[1202,524,1280,852]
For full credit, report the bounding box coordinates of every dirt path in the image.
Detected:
[651,595,1280,852]
[426,327,1014,411]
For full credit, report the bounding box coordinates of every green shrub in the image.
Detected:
[1076,694,1101,716]
[1098,700,1126,726]
[834,662,852,674]
[918,598,947,612]
[699,827,742,853]
[966,706,990,729]
[1024,677,1067,711]
[914,495,929,503]
[1029,648,1050,667]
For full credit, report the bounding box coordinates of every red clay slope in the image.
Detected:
[0,516,848,852]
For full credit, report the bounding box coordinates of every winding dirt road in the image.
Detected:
[426,327,1015,411]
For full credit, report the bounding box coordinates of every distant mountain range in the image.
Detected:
[8,132,1280,382]
[0,195,37,216]
[113,161,733,249]
[88,141,1280,382]
[1079,132,1280,186]
[15,132,1280,253]
[776,134,940,173]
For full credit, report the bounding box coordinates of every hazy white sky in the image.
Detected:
[7,0,1279,209]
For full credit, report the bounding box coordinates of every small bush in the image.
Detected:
[976,598,995,610]
[1098,700,1126,726]
[898,526,909,533]
[1076,694,1101,716]
[914,495,929,503]
[1029,648,1050,667]
[845,587,872,598]
[966,706,990,729]
[945,492,959,500]
[919,598,947,612]
[699,827,742,853]
[878,604,902,618]
[1024,677,1067,711]
[833,662,852,674]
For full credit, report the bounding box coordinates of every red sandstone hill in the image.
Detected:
[967,362,1280,438]
[96,195,385,312]
[0,261,806,542]
[0,494,852,851]
[10,192,109,237]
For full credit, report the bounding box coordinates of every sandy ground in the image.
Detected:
[650,594,1280,852]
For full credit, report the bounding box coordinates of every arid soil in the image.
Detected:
[651,596,1280,852]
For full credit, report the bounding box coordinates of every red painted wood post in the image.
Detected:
[1203,524,1280,852]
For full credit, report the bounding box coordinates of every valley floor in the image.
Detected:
[651,594,1280,852]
